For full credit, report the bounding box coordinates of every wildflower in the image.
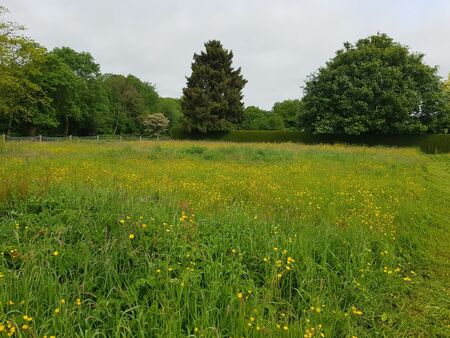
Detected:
[277,273,282,278]
[7,300,14,305]
[403,276,412,282]
[75,298,81,306]
[250,317,255,322]
[119,219,125,224]
[282,249,288,255]
[287,257,295,264]
[23,315,33,321]
[141,223,147,228]
[283,325,288,331]
[194,327,199,333]
[273,247,278,252]
[22,324,29,330]
[231,249,237,254]
[168,267,173,272]
[52,250,59,256]
[351,306,363,316]
[263,257,269,262]
[237,292,243,299]
[156,269,161,273]
[54,308,60,315]
[60,298,66,304]
[128,233,135,240]
[0,324,4,332]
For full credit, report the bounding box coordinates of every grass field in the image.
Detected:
[0,141,449,337]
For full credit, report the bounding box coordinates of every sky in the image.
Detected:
[3,0,450,109]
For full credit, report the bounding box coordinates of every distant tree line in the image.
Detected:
[1,6,449,137]
[0,7,182,136]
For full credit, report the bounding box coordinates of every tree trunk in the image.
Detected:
[113,111,119,135]
[64,115,69,137]
[7,111,13,136]
[29,126,38,136]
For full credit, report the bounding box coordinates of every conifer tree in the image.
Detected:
[182,40,247,132]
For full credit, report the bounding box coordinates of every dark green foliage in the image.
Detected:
[170,129,450,153]
[302,33,449,135]
[182,40,247,133]
[102,74,159,135]
[240,106,284,130]
[272,99,304,130]
[158,97,183,127]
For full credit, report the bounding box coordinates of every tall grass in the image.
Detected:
[0,141,449,337]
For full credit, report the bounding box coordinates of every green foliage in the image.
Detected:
[182,40,247,133]
[241,106,284,130]
[0,7,54,135]
[170,129,450,153]
[158,97,182,127]
[102,74,160,135]
[302,33,449,135]
[272,99,304,130]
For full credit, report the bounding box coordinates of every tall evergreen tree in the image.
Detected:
[182,40,247,133]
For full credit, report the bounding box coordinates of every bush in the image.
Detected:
[170,128,450,153]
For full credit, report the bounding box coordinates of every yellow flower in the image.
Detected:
[263,257,269,262]
[22,324,29,330]
[7,300,14,305]
[60,298,66,304]
[52,250,59,256]
[141,223,147,228]
[287,257,295,264]
[283,325,288,331]
[119,219,125,224]
[273,247,278,251]
[128,233,135,240]
[277,272,282,278]
[156,269,161,273]
[403,276,412,282]
[237,292,243,299]
[351,306,363,316]
[0,324,5,332]
[75,298,81,306]
[168,267,173,272]
[54,307,60,315]
[23,315,33,321]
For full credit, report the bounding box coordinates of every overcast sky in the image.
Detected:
[3,0,450,109]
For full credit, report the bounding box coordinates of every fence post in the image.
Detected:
[2,134,5,143]
[39,135,42,142]
[140,135,142,142]
[120,135,122,142]
[157,135,160,141]
[69,135,72,142]
[96,135,99,141]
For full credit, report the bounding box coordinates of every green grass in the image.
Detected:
[0,141,449,337]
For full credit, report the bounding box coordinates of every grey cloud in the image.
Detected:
[3,0,450,109]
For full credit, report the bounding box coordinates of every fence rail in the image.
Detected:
[1,134,169,143]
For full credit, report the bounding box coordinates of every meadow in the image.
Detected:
[0,140,449,337]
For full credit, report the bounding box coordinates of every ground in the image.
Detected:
[0,141,449,337]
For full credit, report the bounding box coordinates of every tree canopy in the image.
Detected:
[301,33,449,135]
[182,40,247,133]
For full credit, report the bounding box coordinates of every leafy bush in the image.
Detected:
[170,128,450,153]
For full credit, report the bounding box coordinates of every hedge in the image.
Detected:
[170,128,450,154]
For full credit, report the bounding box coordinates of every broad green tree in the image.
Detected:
[182,40,247,133]
[241,106,284,130]
[272,99,304,130]
[158,97,182,127]
[0,6,54,135]
[48,47,108,136]
[302,33,448,135]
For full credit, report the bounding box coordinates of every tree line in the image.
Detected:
[1,6,449,137]
[0,7,182,136]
